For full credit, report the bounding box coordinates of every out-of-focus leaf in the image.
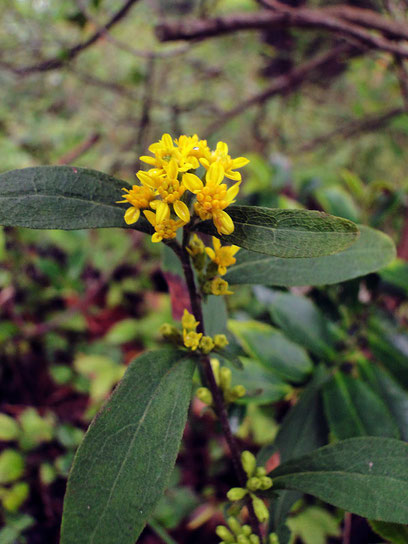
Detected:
[287,506,341,544]
[369,520,408,544]
[224,226,395,287]
[61,349,195,544]
[195,206,359,258]
[322,372,399,440]
[380,258,408,295]
[0,450,25,484]
[228,320,312,383]
[315,186,360,223]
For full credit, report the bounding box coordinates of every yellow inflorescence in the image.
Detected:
[206,237,240,276]
[118,133,249,241]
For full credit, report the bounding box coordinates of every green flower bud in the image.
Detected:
[247,476,261,492]
[213,334,229,349]
[210,358,220,385]
[199,335,215,354]
[237,535,250,544]
[196,387,213,405]
[231,385,246,398]
[259,476,273,490]
[249,535,260,544]
[255,467,266,477]
[242,525,252,536]
[215,525,235,542]
[227,516,242,536]
[227,487,248,501]
[269,533,279,544]
[252,496,269,523]
[159,323,181,342]
[241,450,256,478]
[220,367,232,391]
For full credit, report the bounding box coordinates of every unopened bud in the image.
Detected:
[259,476,273,490]
[241,525,252,536]
[227,516,242,536]
[215,526,234,542]
[199,335,215,354]
[220,367,232,391]
[255,467,266,477]
[213,334,229,348]
[210,358,220,385]
[237,535,250,544]
[227,487,248,501]
[196,387,213,405]
[159,323,181,342]
[231,385,246,398]
[249,535,260,544]
[252,496,269,523]
[247,477,261,492]
[269,534,279,544]
[241,450,256,478]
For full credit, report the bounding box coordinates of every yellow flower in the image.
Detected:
[140,133,197,172]
[176,134,210,163]
[183,329,202,350]
[117,185,155,224]
[181,309,199,330]
[183,163,240,235]
[143,202,186,243]
[199,335,214,354]
[213,334,229,349]
[200,141,249,181]
[205,237,240,275]
[186,234,205,257]
[211,277,233,296]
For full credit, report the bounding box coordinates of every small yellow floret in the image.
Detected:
[181,309,199,330]
[211,277,233,296]
[186,234,205,257]
[117,185,155,225]
[144,203,186,243]
[206,237,240,275]
[200,141,250,181]
[183,329,202,351]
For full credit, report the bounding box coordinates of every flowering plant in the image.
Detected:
[0,135,405,544]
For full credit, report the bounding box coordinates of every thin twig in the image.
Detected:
[57,133,101,165]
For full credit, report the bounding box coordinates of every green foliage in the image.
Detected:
[267,437,408,523]
[225,225,396,287]
[60,349,195,544]
[286,506,341,544]
[0,450,25,485]
[195,206,359,258]
[0,166,151,232]
[369,520,408,544]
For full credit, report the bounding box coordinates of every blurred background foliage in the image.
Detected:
[1,0,408,542]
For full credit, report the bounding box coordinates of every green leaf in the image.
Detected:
[265,289,338,359]
[359,361,408,442]
[194,206,359,258]
[287,506,341,544]
[224,226,396,287]
[380,258,408,295]
[228,320,312,383]
[202,295,228,336]
[369,520,408,544]
[315,186,360,223]
[0,166,152,232]
[322,372,400,440]
[267,437,408,523]
[368,316,408,388]
[227,357,292,405]
[60,349,195,544]
[266,367,329,535]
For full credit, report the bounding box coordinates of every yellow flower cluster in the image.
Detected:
[118,134,249,242]
[227,451,272,524]
[196,358,246,405]
[187,234,239,296]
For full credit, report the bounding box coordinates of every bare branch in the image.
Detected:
[2,0,142,75]
[204,43,355,136]
[57,133,101,165]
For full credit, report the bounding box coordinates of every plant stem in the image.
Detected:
[170,238,263,540]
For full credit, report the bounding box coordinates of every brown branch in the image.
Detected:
[57,132,101,165]
[2,0,141,75]
[296,107,405,153]
[203,43,355,136]
[156,5,408,60]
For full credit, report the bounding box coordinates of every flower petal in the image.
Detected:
[199,158,210,169]
[174,200,191,223]
[205,247,215,260]
[214,210,234,235]
[152,233,163,243]
[124,207,140,224]
[206,162,224,186]
[143,210,156,226]
[167,159,178,179]
[232,157,250,168]
[137,171,156,188]
[156,201,170,224]
[162,133,174,149]
[216,141,228,155]
[183,173,203,193]
[140,156,157,166]
[212,236,221,251]
[227,181,241,202]
[225,170,242,181]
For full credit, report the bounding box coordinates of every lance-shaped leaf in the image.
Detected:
[224,225,395,286]
[267,437,408,523]
[60,349,195,544]
[194,206,358,258]
[0,166,152,232]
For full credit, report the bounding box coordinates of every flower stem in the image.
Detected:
[169,237,263,540]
